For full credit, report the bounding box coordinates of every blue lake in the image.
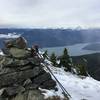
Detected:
[40,43,100,56]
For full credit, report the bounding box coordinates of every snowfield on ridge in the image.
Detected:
[42,60,100,100]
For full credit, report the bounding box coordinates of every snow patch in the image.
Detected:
[42,60,100,100]
[0,50,4,55]
[0,32,21,39]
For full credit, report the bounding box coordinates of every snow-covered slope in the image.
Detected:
[0,33,20,39]
[42,60,100,100]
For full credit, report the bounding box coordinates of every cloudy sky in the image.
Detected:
[0,0,100,28]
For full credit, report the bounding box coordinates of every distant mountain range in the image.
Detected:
[0,28,100,48]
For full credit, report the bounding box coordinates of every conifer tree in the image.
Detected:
[76,64,88,76]
[75,59,88,76]
[59,48,72,72]
[43,50,48,59]
[50,52,58,67]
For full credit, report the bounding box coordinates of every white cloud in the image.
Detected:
[0,0,100,28]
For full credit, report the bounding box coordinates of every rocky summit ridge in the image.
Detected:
[0,37,57,100]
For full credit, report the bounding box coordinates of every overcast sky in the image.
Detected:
[0,0,100,28]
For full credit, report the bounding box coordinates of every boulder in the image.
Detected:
[33,73,52,85]
[0,67,44,88]
[15,37,27,49]
[40,79,56,89]
[9,47,31,59]
[4,37,27,49]
[1,86,25,97]
[0,56,30,68]
[11,90,44,100]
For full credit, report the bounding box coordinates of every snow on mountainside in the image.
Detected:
[0,32,20,39]
[41,60,100,100]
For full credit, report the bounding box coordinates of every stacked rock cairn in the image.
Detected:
[0,37,56,99]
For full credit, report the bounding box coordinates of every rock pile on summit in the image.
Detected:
[0,37,56,99]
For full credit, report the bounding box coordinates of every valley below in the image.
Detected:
[41,42,100,56]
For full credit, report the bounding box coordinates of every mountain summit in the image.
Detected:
[0,37,100,100]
